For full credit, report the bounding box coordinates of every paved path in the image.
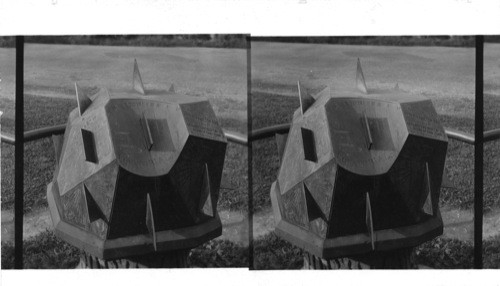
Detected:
[252,207,500,241]
[440,206,500,241]
[1,208,249,245]
[2,206,500,246]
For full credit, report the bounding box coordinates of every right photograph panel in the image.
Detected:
[250,36,488,269]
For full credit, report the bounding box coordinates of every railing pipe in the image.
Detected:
[14,36,24,270]
[445,128,475,144]
[3,124,500,147]
[246,123,500,146]
[484,128,500,143]
[1,124,247,145]
[1,133,15,145]
[249,123,290,141]
[224,130,248,146]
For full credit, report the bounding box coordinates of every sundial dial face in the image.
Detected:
[326,97,405,176]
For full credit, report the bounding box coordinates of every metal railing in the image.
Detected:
[249,124,500,145]
[3,123,497,169]
[8,123,498,148]
[1,124,248,146]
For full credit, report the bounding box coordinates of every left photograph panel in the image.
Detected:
[0,35,249,269]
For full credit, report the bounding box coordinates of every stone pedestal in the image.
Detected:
[77,249,189,269]
[303,248,417,269]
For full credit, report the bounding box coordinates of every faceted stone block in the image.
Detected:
[271,61,447,259]
[47,62,227,259]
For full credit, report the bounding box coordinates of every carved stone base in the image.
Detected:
[303,248,417,269]
[77,250,189,269]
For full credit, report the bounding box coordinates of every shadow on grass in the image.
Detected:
[251,36,476,48]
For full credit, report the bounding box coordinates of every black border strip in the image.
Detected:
[474,35,484,269]
[14,35,24,269]
[246,35,254,270]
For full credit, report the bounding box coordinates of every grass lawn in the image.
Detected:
[1,94,77,213]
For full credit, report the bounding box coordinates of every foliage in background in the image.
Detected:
[251,36,482,47]
[0,35,247,49]
[4,35,500,49]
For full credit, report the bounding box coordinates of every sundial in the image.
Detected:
[47,60,227,259]
[271,59,448,259]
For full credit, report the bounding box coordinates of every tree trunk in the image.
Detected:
[77,250,189,269]
[303,248,417,269]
